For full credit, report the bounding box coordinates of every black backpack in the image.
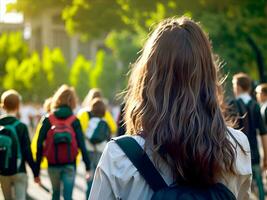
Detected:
[113,136,236,200]
[234,99,257,136]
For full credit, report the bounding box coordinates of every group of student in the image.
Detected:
[0,86,118,200]
[1,16,267,200]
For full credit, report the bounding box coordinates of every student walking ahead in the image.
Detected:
[89,17,252,200]
[34,85,91,200]
[0,90,37,200]
[231,74,267,200]
[78,88,117,136]
[83,98,110,198]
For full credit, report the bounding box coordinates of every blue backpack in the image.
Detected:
[114,136,236,200]
[0,120,22,174]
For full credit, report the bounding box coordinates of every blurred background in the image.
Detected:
[0,1,266,199]
[0,0,266,104]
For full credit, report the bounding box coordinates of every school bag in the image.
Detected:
[43,114,78,164]
[0,120,22,174]
[86,112,110,145]
[113,136,236,200]
[234,99,257,135]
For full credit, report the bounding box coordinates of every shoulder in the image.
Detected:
[39,115,51,130]
[98,135,173,184]
[102,135,145,157]
[17,120,28,130]
[14,120,28,134]
[227,127,251,175]
[98,135,145,175]
[228,127,250,151]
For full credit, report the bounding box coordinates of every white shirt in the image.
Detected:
[237,93,252,105]
[89,128,252,200]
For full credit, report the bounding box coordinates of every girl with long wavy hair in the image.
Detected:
[89,17,252,200]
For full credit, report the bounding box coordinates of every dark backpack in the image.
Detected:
[0,120,22,174]
[234,99,256,135]
[43,114,78,164]
[86,112,110,144]
[113,136,236,200]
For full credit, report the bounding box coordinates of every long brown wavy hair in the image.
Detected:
[124,17,236,186]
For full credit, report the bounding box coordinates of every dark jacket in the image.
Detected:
[36,106,91,176]
[0,115,38,176]
[229,98,267,165]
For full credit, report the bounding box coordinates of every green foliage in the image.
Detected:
[105,31,141,92]
[3,58,21,90]
[7,0,267,101]
[63,0,126,39]
[69,55,92,99]
[90,50,119,100]
[3,53,48,101]
[42,47,69,94]
[0,32,28,82]
[2,47,70,102]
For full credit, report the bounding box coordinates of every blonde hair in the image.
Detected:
[51,85,77,110]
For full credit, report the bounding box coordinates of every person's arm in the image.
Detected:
[21,123,38,177]
[89,167,116,200]
[36,117,50,176]
[72,119,91,170]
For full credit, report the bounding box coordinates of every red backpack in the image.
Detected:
[43,114,78,164]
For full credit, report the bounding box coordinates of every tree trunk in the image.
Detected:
[246,36,267,83]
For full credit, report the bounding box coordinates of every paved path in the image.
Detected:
[0,163,88,200]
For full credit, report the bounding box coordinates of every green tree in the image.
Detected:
[70,55,92,99]
[0,32,28,92]
[12,0,267,82]
[42,47,70,95]
[89,50,119,100]
[3,47,70,102]
[3,53,48,102]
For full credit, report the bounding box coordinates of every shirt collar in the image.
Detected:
[236,93,252,104]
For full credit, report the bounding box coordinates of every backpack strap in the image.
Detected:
[113,136,167,192]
